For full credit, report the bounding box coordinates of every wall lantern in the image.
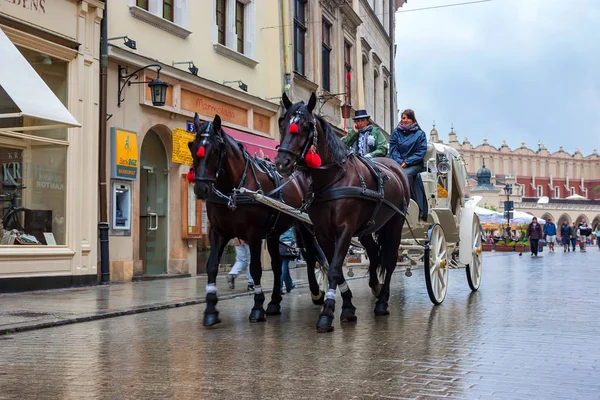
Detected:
[118,64,169,108]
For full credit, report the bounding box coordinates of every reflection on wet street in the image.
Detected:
[0,252,599,399]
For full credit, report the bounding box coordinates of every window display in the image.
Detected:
[0,144,67,245]
[0,47,69,246]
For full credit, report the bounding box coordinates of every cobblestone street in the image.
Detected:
[0,251,599,399]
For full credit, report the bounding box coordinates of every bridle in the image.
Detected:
[277,109,317,168]
[193,122,226,184]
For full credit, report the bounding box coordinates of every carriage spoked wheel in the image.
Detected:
[424,223,449,305]
[466,214,483,291]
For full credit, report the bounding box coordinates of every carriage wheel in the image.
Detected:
[466,214,483,291]
[424,223,449,305]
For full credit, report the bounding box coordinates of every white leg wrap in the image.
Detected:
[254,285,262,294]
[339,282,349,293]
[325,289,336,301]
[206,284,217,294]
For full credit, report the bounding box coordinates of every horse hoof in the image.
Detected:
[316,314,334,333]
[311,291,325,305]
[249,308,266,322]
[371,283,382,298]
[374,303,389,316]
[340,308,357,323]
[266,303,281,315]
[203,312,221,327]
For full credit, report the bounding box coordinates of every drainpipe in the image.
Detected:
[389,0,396,132]
[98,0,110,284]
[281,0,292,96]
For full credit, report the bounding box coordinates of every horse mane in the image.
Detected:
[314,114,348,165]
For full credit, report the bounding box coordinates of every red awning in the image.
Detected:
[223,127,278,161]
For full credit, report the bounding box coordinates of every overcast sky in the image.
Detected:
[394,0,600,155]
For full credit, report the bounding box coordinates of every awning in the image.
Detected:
[223,127,279,161]
[0,27,80,131]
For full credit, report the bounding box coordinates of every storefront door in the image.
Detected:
[139,131,168,275]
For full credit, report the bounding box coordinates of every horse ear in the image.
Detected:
[194,113,201,133]
[281,92,293,110]
[307,92,317,114]
[213,114,222,135]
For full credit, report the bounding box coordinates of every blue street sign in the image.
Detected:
[186,121,195,133]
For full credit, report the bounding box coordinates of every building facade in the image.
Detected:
[105,0,284,280]
[429,128,600,229]
[0,0,103,291]
[285,0,404,137]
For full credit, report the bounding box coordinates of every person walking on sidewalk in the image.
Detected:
[543,218,557,253]
[527,217,543,257]
[279,227,297,295]
[595,225,600,250]
[570,222,578,252]
[578,219,591,252]
[227,238,255,291]
[560,220,572,252]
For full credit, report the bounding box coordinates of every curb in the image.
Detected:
[0,274,368,336]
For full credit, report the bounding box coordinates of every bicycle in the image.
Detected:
[1,186,28,232]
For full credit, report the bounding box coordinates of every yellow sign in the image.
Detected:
[172,128,195,165]
[111,128,138,180]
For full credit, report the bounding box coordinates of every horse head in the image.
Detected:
[188,113,226,199]
[275,92,318,177]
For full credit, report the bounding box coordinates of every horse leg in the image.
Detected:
[265,236,284,316]
[295,223,326,305]
[204,228,228,326]
[374,215,403,316]
[248,240,267,322]
[338,275,357,323]
[360,234,382,298]
[317,231,353,333]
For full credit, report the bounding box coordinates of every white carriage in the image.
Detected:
[238,143,483,305]
[396,143,483,304]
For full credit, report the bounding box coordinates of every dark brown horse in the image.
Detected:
[188,113,327,326]
[275,93,410,333]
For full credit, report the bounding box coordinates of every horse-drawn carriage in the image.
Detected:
[242,140,484,306]
[188,92,483,332]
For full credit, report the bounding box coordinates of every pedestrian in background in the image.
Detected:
[279,227,296,295]
[570,222,578,252]
[560,220,572,252]
[227,238,255,291]
[595,225,600,250]
[526,217,543,257]
[578,219,591,252]
[543,218,557,253]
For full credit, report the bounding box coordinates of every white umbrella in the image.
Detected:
[565,194,586,200]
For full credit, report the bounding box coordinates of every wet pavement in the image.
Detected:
[0,265,327,334]
[0,250,599,399]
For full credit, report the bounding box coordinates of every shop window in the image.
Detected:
[294,0,307,75]
[2,48,69,141]
[0,144,67,246]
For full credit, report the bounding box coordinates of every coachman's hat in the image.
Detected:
[353,109,371,120]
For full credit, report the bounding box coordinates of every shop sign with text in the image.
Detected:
[111,128,138,180]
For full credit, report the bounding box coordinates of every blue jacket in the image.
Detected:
[280,227,295,242]
[388,125,428,167]
[543,222,556,236]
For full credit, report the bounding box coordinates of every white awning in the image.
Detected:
[0,27,80,131]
